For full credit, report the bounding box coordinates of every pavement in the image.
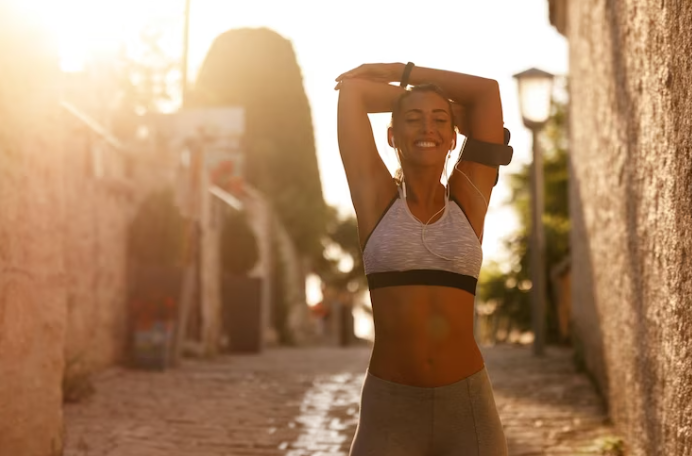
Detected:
[63,344,620,456]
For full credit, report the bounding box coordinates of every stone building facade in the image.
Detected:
[0,86,68,456]
[0,15,174,454]
[549,1,692,454]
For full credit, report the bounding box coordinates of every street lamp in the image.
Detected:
[181,0,192,106]
[513,67,555,356]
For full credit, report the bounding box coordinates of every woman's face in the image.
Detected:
[391,91,456,169]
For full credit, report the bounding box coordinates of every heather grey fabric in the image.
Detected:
[349,368,507,456]
[362,186,483,279]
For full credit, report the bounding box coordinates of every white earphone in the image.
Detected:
[390,134,488,261]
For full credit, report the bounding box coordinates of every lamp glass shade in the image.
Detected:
[516,73,554,125]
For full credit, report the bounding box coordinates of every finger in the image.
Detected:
[335,69,356,81]
[335,71,357,81]
[335,64,367,81]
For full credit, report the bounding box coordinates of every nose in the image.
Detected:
[422,115,439,135]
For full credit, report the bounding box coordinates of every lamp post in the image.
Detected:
[513,67,555,356]
[181,0,191,106]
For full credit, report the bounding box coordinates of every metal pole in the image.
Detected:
[530,127,547,356]
[171,0,193,365]
[181,0,191,106]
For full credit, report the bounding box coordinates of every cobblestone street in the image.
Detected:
[64,344,617,456]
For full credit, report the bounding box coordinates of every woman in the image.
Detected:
[335,62,512,455]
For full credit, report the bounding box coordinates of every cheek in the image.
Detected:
[442,131,456,149]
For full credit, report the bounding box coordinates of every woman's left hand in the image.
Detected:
[335,63,405,84]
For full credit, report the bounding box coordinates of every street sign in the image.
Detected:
[156,107,245,213]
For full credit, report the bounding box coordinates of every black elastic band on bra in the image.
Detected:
[366,270,478,295]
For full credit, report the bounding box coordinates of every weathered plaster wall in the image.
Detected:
[0,12,173,453]
[566,1,692,454]
[0,15,67,455]
[62,130,134,374]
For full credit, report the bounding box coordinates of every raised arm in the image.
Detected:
[336,63,504,144]
[405,65,504,145]
[337,63,504,238]
[398,64,504,239]
[336,79,402,247]
[337,62,505,240]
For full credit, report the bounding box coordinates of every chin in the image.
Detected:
[408,150,447,165]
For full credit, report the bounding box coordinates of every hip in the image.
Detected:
[351,366,507,455]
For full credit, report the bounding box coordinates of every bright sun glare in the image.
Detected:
[16,0,170,72]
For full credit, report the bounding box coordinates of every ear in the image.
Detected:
[450,137,457,150]
[387,127,395,148]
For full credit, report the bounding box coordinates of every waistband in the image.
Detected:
[364,367,488,399]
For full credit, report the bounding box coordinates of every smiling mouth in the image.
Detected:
[415,141,438,148]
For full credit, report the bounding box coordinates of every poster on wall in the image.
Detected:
[156,107,245,216]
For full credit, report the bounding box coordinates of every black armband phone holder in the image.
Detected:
[458,128,513,186]
[460,128,513,166]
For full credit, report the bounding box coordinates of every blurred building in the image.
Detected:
[0,24,176,455]
[549,1,692,454]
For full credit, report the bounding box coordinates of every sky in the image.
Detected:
[186,0,569,266]
[21,0,568,264]
[184,0,568,265]
[14,0,568,339]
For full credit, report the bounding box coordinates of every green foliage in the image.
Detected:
[595,436,627,456]
[478,100,570,339]
[128,189,184,267]
[192,28,327,258]
[220,209,259,275]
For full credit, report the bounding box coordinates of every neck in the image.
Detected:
[401,164,446,206]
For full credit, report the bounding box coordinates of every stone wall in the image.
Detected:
[0,111,68,456]
[0,13,68,454]
[0,12,174,453]
[563,1,692,454]
[62,127,131,377]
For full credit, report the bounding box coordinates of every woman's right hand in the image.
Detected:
[335,63,405,84]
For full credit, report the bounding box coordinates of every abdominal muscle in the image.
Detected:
[367,285,484,388]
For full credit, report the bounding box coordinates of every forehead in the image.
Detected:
[401,91,450,113]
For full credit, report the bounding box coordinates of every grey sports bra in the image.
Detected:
[362,185,483,295]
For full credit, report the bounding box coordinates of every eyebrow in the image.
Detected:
[404,109,450,114]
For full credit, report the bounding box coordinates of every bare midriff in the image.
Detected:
[367,285,484,388]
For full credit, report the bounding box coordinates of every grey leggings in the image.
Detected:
[349,367,508,456]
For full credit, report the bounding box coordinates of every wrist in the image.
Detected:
[390,63,406,83]
[399,62,415,87]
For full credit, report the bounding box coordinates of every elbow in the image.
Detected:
[483,79,501,100]
[337,79,372,112]
[466,79,501,109]
[476,79,503,113]
[338,78,367,99]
